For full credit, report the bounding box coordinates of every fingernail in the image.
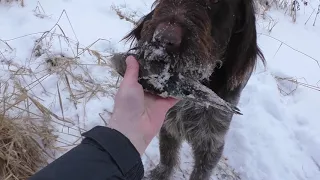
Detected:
[126,55,135,61]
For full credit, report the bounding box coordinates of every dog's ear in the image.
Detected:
[233,0,257,34]
[224,0,265,90]
[122,10,154,46]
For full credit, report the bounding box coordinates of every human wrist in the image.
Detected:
[107,118,148,156]
[124,132,148,156]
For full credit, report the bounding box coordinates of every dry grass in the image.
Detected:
[0,60,59,180]
[0,8,121,179]
[273,75,320,96]
[0,0,24,6]
[273,75,299,96]
[25,9,120,127]
[0,116,54,180]
[111,3,141,25]
[0,65,65,179]
[258,0,320,25]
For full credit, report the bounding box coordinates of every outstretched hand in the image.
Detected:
[108,56,178,155]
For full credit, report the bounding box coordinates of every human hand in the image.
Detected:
[108,56,178,155]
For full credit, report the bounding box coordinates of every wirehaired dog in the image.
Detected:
[112,0,265,179]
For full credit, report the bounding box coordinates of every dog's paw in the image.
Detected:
[144,165,173,180]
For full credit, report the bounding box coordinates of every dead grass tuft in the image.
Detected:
[110,4,141,25]
[273,75,320,96]
[0,115,55,180]
[0,0,24,6]
[0,65,63,179]
[273,75,299,96]
[256,0,320,25]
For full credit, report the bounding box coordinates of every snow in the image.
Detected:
[1,0,320,180]
[143,63,171,90]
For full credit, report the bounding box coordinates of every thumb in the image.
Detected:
[123,55,140,83]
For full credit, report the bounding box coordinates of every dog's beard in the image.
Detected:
[131,39,219,82]
[128,41,173,91]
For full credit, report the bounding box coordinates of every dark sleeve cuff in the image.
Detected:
[81,126,144,178]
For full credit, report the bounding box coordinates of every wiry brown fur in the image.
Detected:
[119,0,266,179]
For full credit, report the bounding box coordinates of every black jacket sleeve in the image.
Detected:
[29,126,144,180]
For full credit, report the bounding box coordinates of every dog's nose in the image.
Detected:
[154,22,182,52]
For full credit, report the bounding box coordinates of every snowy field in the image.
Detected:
[0,0,320,180]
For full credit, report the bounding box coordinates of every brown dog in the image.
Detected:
[111,0,266,179]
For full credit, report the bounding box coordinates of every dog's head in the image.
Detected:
[123,0,265,89]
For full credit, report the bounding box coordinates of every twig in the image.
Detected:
[259,33,320,69]
[99,113,108,126]
[0,39,13,51]
[311,156,320,172]
[313,4,320,26]
[305,9,315,25]
[273,42,283,58]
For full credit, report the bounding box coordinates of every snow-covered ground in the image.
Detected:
[1,0,320,180]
